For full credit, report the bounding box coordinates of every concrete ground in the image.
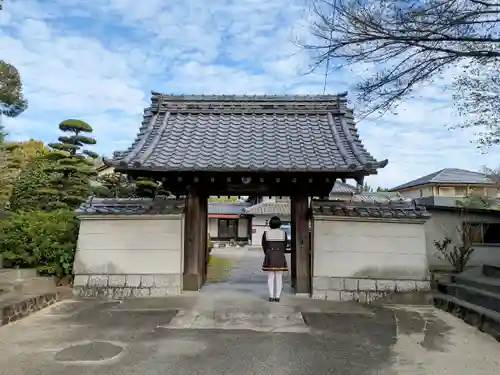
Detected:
[0,248,499,375]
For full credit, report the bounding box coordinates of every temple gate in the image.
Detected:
[103,93,388,295]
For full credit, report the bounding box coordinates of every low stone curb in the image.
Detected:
[0,287,71,327]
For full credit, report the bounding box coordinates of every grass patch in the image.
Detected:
[207,255,233,282]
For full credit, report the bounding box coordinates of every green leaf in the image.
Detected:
[59,119,93,133]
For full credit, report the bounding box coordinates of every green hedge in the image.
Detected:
[0,209,79,278]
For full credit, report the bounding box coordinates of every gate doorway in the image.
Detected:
[183,190,313,294]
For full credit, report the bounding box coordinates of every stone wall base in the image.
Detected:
[73,274,182,299]
[312,276,431,303]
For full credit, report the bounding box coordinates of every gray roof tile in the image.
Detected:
[330,180,358,194]
[390,168,494,191]
[312,200,430,219]
[76,197,185,216]
[244,201,291,216]
[108,93,388,173]
[208,202,251,215]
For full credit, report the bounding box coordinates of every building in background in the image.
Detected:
[389,168,499,199]
[207,202,252,244]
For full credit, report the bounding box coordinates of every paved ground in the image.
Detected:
[1,248,500,375]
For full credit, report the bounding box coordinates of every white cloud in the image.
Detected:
[1,0,498,190]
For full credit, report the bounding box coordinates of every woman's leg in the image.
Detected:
[267,271,275,298]
[275,271,283,299]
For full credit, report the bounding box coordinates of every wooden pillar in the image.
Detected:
[290,207,297,289]
[200,193,208,285]
[291,193,311,294]
[247,216,253,244]
[183,187,204,291]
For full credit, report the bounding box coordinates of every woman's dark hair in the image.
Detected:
[269,216,282,229]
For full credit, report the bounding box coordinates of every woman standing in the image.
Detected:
[261,216,288,302]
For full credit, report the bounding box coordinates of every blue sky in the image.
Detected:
[1,0,498,189]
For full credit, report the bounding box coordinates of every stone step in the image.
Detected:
[0,269,38,283]
[439,282,500,313]
[432,292,500,342]
[452,274,500,295]
[483,265,500,279]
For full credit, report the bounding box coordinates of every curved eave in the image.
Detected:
[102,158,388,174]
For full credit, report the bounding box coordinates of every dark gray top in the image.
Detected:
[107,93,388,173]
[76,197,185,216]
[311,200,430,219]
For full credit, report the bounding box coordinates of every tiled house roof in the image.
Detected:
[311,200,430,219]
[390,168,494,191]
[330,180,358,194]
[106,93,388,173]
[76,197,185,216]
[208,202,251,215]
[244,201,291,216]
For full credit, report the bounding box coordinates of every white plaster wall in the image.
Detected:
[208,218,218,238]
[424,209,500,270]
[313,218,428,280]
[251,215,291,245]
[74,215,184,276]
[238,218,248,238]
[252,216,270,246]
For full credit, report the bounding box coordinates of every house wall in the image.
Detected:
[424,209,500,270]
[251,215,291,245]
[208,218,218,237]
[208,217,249,241]
[312,216,430,302]
[73,214,184,298]
[238,218,249,238]
[398,186,433,198]
[399,184,498,199]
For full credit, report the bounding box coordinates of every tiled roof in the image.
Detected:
[208,202,251,215]
[390,168,494,191]
[312,200,430,219]
[330,180,358,194]
[76,197,185,216]
[350,192,409,204]
[107,93,388,173]
[244,201,291,216]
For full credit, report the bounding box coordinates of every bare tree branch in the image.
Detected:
[300,0,500,130]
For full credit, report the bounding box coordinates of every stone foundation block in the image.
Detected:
[396,280,417,292]
[72,274,182,299]
[73,275,89,287]
[328,277,344,290]
[315,277,427,303]
[141,275,155,288]
[340,291,354,301]
[376,280,396,292]
[312,291,326,300]
[109,275,126,287]
[326,291,341,301]
[416,281,431,291]
[126,275,141,288]
[313,276,329,291]
[358,279,377,291]
[88,275,108,287]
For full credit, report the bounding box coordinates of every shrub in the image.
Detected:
[433,236,475,273]
[0,209,79,278]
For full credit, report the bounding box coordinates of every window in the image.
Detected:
[218,219,238,239]
[438,187,455,197]
[454,187,467,197]
[463,222,500,245]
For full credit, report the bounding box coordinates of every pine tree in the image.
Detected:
[41,119,99,210]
